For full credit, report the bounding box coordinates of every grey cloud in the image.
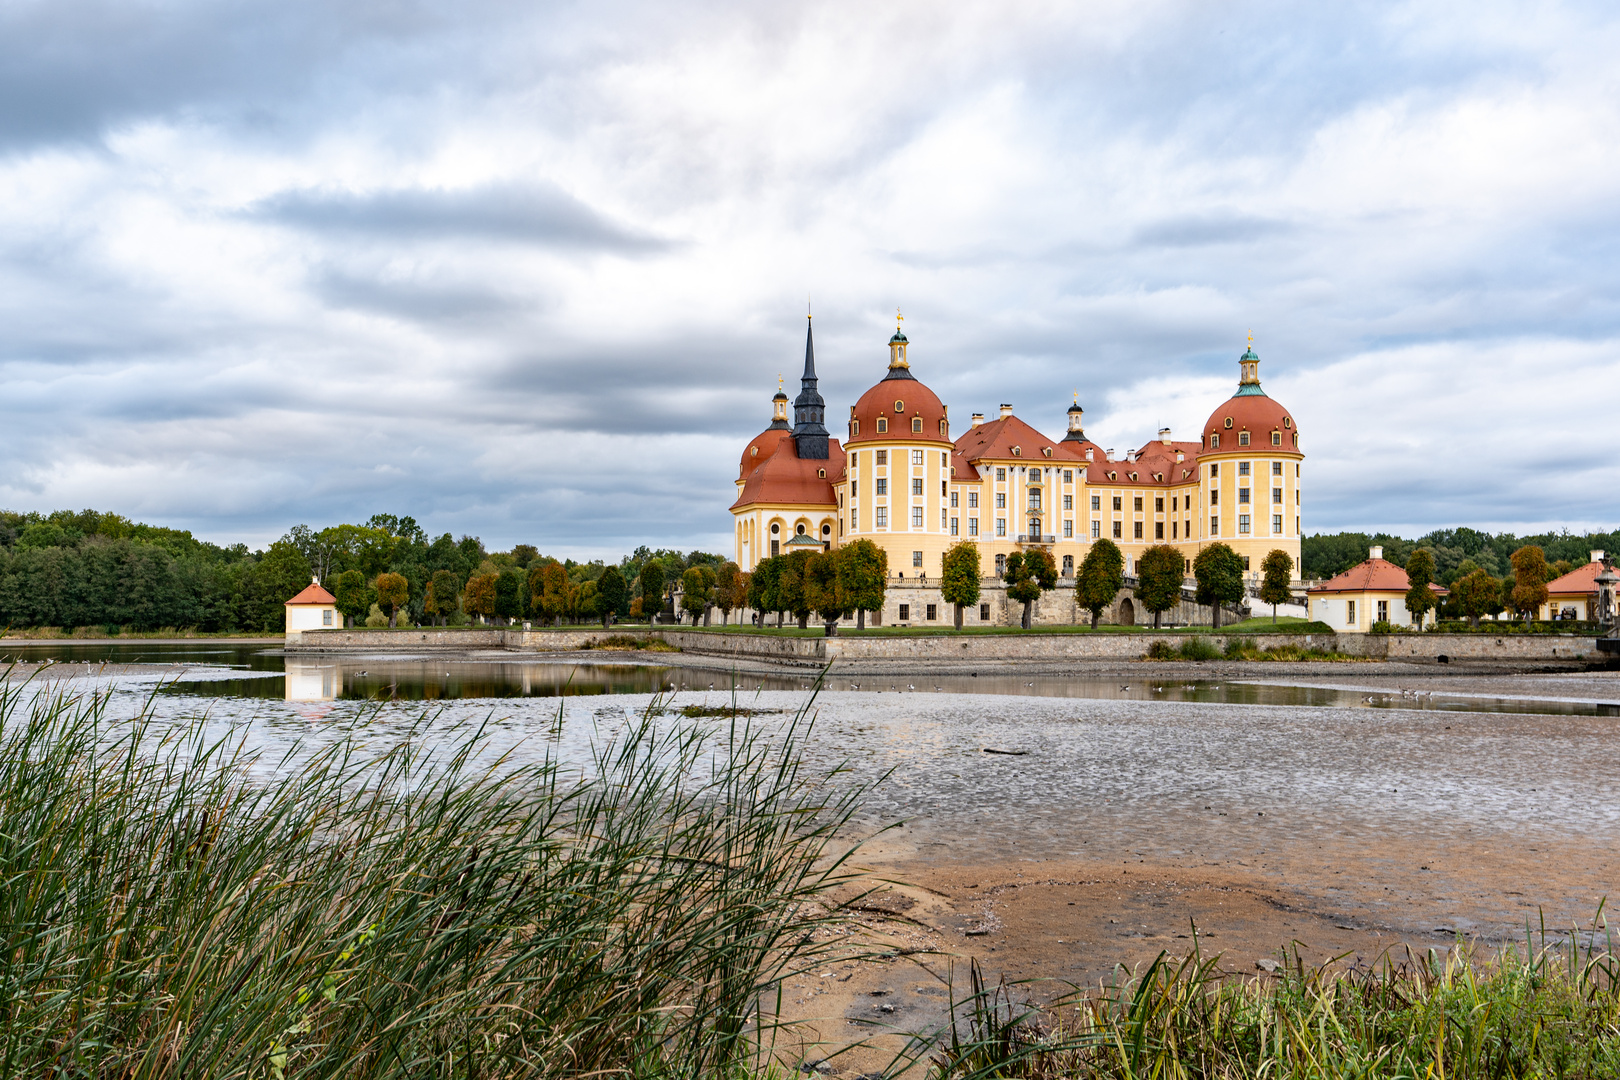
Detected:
[254,183,670,252]
[1133,213,1296,248]
[313,269,533,323]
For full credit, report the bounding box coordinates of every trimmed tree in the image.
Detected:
[680,566,713,624]
[780,550,815,629]
[638,559,666,623]
[1076,538,1125,630]
[1004,548,1057,630]
[428,569,459,626]
[375,572,409,628]
[1452,567,1500,628]
[595,565,627,628]
[837,538,888,630]
[805,551,846,635]
[1136,545,1185,630]
[333,569,371,628]
[712,561,741,625]
[1510,545,1549,622]
[1193,543,1245,629]
[750,555,784,628]
[940,541,981,630]
[495,567,522,625]
[1259,549,1295,624]
[1404,549,1437,629]
[463,573,497,624]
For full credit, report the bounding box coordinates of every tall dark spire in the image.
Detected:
[792,315,829,460]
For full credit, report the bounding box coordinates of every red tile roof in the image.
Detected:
[1547,559,1609,597]
[1308,559,1449,596]
[1203,393,1300,454]
[286,581,337,606]
[730,438,844,510]
[954,414,1059,464]
[846,373,952,446]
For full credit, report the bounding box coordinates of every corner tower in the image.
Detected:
[792,315,829,460]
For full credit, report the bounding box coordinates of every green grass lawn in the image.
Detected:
[653,618,1336,638]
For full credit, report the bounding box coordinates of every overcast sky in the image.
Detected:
[2,0,1617,557]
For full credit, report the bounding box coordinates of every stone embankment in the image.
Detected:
[285,626,1611,666]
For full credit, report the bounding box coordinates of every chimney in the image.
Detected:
[1593,550,1605,563]
[971,413,984,427]
[1106,448,1115,461]
[1125,449,1136,462]
[1175,451,1184,463]
[1084,449,1094,461]
[1370,546,1383,561]
[1159,427,1172,445]
[999,404,1013,419]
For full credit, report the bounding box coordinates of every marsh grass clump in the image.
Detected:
[0,677,864,1078]
[922,931,1620,1078]
[1177,637,1222,661]
[585,633,680,652]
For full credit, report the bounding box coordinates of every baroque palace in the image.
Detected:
[730,317,1303,626]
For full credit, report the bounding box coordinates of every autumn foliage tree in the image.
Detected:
[463,573,498,624]
[1451,566,1500,627]
[837,539,888,630]
[374,572,409,628]
[1510,545,1549,622]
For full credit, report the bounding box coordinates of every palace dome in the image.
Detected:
[1200,347,1300,454]
[739,428,792,480]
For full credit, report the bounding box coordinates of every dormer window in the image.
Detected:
[751,446,758,457]
[1271,431,1281,446]
[894,400,904,412]
[939,419,947,435]
[1210,434,1220,448]
[1129,472,1138,481]
[1283,416,1292,428]
[817,468,826,478]
[912,417,923,432]
[876,418,887,433]
[851,420,859,435]
[1224,417,1233,429]
[1011,446,1021,456]
[1042,447,1052,457]
[1238,431,1250,446]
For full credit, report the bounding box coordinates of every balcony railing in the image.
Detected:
[1015,533,1058,544]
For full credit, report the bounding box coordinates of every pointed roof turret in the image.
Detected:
[792,314,829,459]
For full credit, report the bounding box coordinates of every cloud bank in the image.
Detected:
[1,0,1617,554]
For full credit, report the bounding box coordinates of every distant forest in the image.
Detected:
[0,509,720,633]
[1301,527,1620,584]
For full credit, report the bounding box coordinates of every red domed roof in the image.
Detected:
[731,439,843,510]
[846,371,952,446]
[1200,392,1300,454]
[739,428,793,479]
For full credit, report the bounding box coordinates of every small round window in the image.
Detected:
[1223,417,1233,429]
[894,400,904,412]
[1284,416,1292,428]
[796,524,806,535]
[770,523,780,535]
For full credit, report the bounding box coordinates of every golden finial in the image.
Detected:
[807,295,812,320]
[896,307,904,327]
[777,373,783,391]
[1073,388,1079,404]
[1247,329,1253,348]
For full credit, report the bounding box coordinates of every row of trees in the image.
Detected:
[1302,527,1617,586]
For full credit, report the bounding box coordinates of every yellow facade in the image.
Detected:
[731,325,1304,595]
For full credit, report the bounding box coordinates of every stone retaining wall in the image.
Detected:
[288,627,1610,664]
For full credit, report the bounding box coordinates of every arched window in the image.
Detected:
[1271,431,1282,446]
[876,418,887,433]
[939,419,948,435]
[911,417,923,432]
[851,420,859,435]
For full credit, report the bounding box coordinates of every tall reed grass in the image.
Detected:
[923,928,1620,1079]
[0,676,867,1078]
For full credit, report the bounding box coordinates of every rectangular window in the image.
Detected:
[1028,490,1042,510]
[1133,496,1143,511]
[995,492,1006,508]
[1154,521,1164,539]
[1296,516,1300,533]
[1272,431,1282,446]
[912,449,924,465]
[1064,519,1073,537]
[322,609,333,626]
[913,550,923,567]
[1377,600,1388,622]
[1239,514,1251,534]
[771,539,781,556]
[876,477,887,495]
[968,492,979,508]
[941,480,947,497]
[1272,487,1282,503]
[1172,520,1178,539]
[1272,461,1282,475]
[950,491,959,508]
[1091,495,1101,511]
[1210,434,1220,448]
[995,554,1006,574]
[1184,495,1191,510]
[941,508,948,529]
[1296,464,1300,477]
[1347,600,1356,626]
[969,517,979,536]
[1210,463,1219,477]
[1239,431,1250,446]
[1063,469,1073,483]
[951,516,959,535]
[912,477,923,496]
[838,492,844,508]
[1154,497,1163,512]
[1133,521,1143,539]
[926,603,938,621]
[850,452,857,466]
[851,508,858,529]
[1112,496,1122,511]
[1242,556,1250,570]
[1239,461,1250,475]
[1239,488,1250,504]
[911,507,924,529]
[899,604,910,621]
[1210,489,1219,505]
[1112,521,1122,539]
[851,480,858,497]
[876,450,887,465]
[996,467,1006,481]
[875,507,888,529]
[1210,516,1219,535]
[1272,514,1282,533]
[1087,520,1097,538]
[996,518,1007,536]
[1063,494,1072,510]
[980,603,990,621]
[943,452,949,467]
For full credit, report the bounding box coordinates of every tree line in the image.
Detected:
[1303,527,1618,585]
